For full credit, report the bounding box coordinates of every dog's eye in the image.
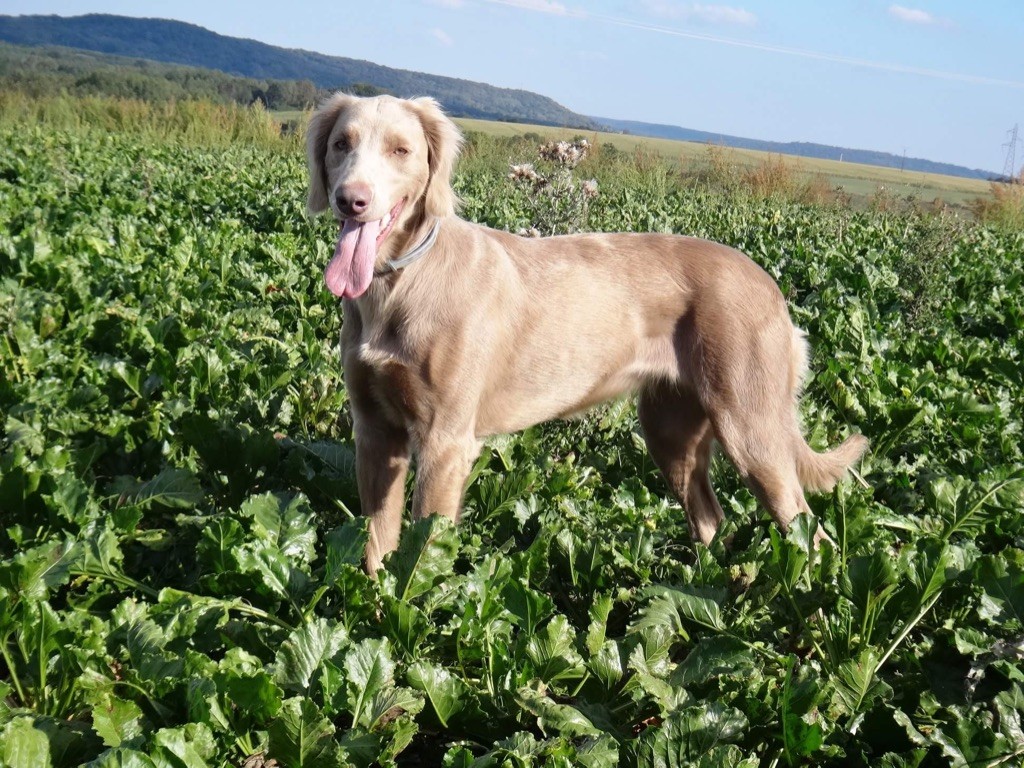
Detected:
[393,147,409,157]
[332,139,349,153]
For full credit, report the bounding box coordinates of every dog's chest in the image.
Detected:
[352,336,431,427]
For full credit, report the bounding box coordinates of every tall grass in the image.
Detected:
[688,145,839,206]
[970,181,1024,230]
[0,91,294,148]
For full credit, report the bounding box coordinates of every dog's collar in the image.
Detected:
[374,219,441,277]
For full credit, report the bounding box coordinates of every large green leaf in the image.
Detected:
[629,704,751,767]
[585,592,614,655]
[1,716,53,768]
[903,540,951,611]
[768,526,809,593]
[0,539,75,600]
[407,661,471,728]
[384,515,459,601]
[830,647,893,718]
[670,636,754,687]
[589,639,625,691]
[632,585,727,635]
[244,492,318,564]
[150,723,217,768]
[929,707,1017,768]
[83,750,159,768]
[976,552,1024,629]
[363,686,424,732]
[323,518,369,583]
[267,697,345,768]
[380,596,430,658]
[125,617,184,685]
[343,637,396,727]
[91,694,144,748]
[273,618,349,693]
[111,467,203,509]
[780,660,825,762]
[233,541,295,600]
[501,579,555,636]
[525,614,586,684]
[516,685,602,738]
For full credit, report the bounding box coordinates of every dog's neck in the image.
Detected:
[378,204,438,268]
[382,201,436,264]
[374,218,440,277]
[357,206,442,306]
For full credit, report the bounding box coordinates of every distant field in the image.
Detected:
[453,117,993,210]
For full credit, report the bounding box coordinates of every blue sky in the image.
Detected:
[8,0,1024,173]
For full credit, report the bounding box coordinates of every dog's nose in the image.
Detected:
[336,183,373,216]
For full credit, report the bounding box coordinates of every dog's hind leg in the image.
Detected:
[713,418,812,538]
[638,383,725,545]
[701,325,865,542]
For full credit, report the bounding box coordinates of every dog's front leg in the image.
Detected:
[411,431,481,525]
[355,419,411,574]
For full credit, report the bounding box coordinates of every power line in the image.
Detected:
[1002,124,1021,181]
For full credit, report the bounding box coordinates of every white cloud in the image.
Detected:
[430,27,454,46]
[888,5,951,27]
[484,0,581,18]
[691,5,757,26]
[643,2,756,26]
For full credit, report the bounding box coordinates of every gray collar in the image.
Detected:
[375,219,441,277]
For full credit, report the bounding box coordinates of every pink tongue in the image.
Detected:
[325,217,382,298]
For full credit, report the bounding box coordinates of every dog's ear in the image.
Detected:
[305,92,354,215]
[410,97,464,218]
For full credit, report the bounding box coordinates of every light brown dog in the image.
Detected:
[306,93,867,573]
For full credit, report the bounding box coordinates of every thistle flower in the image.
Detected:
[508,163,546,188]
[538,139,589,168]
[508,138,595,236]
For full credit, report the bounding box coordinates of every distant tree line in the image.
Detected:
[0,43,332,111]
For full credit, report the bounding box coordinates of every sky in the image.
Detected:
[6,0,1024,173]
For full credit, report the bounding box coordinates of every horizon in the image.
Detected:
[4,1,1023,174]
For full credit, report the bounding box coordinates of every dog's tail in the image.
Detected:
[789,327,868,492]
[796,434,869,492]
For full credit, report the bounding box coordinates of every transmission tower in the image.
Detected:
[1003,124,1021,181]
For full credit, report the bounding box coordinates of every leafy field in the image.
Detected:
[1,121,1023,767]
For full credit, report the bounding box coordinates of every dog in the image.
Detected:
[305,93,868,573]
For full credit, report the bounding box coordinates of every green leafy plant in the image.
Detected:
[1,106,1023,766]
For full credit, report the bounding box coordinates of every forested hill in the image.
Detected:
[0,13,598,128]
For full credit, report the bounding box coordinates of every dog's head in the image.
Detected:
[306,93,463,299]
